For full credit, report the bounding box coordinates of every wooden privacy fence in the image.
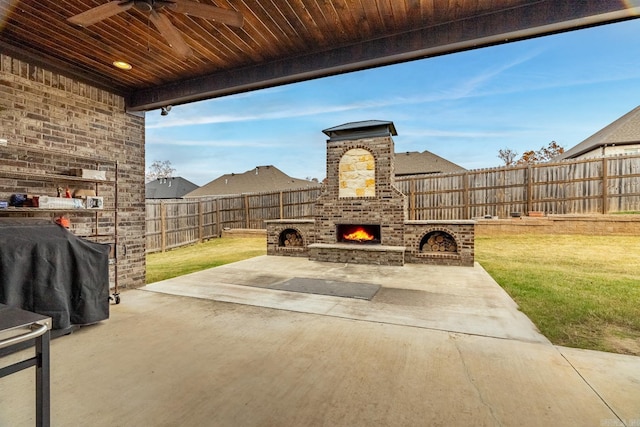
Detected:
[146,187,322,253]
[146,155,640,253]
[396,154,640,220]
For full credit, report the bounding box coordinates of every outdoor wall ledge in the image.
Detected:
[414,252,462,259]
[264,219,315,224]
[546,214,640,222]
[274,246,307,251]
[474,219,549,226]
[308,243,406,252]
[221,228,267,237]
[404,220,477,225]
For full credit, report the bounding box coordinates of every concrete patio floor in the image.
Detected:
[1,256,639,426]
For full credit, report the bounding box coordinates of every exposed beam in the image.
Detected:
[127,1,640,112]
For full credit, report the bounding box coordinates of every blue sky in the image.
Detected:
[145,18,640,186]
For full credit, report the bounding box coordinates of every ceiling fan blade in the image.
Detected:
[170,0,243,28]
[67,1,133,27]
[148,10,193,60]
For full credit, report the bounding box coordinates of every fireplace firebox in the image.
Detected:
[336,224,381,244]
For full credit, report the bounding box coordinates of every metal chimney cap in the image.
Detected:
[322,120,397,141]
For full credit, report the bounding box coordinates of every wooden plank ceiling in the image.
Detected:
[1,1,638,111]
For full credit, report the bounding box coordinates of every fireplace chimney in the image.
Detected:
[313,120,407,261]
[267,120,476,267]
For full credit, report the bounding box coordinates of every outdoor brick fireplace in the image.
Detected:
[266,121,475,266]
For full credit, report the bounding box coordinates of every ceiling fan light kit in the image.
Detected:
[67,0,244,60]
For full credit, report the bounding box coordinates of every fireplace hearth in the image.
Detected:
[266,120,475,266]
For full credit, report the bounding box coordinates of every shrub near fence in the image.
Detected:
[146,155,640,253]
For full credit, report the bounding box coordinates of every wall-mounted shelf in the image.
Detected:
[0,170,113,184]
[0,207,116,213]
[0,144,120,303]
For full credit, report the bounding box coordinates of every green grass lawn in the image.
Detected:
[475,234,640,355]
[146,237,266,284]
[146,234,640,355]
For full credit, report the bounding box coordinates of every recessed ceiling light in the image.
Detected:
[113,61,132,70]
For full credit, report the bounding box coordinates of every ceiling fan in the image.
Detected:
[67,0,244,59]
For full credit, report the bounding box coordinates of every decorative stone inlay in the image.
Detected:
[339,148,375,198]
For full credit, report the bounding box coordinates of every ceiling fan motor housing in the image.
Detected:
[133,0,155,13]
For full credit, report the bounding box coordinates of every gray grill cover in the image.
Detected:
[0,218,110,329]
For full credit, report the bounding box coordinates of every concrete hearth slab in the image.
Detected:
[142,255,547,343]
[3,285,639,426]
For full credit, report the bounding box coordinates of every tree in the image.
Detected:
[517,141,564,165]
[536,140,565,162]
[518,150,540,165]
[146,160,176,182]
[498,148,518,166]
[499,141,565,166]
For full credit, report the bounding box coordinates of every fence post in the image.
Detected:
[279,191,284,219]
[244,194,250,228]
[602,157,609,214]
[198,200,203,243]
[215,198,221,237]
[526,165,533,214]
[409,179,416,220]
[463,172,469,219]
[160,201,166,253]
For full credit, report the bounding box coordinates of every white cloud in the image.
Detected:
[146,52,547,130]
[145,137,288,148]
[400,128,522,138]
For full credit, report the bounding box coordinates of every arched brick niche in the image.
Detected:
[279,228,305,247]
[265,219,314,258]
[404,221,475,266]
[419,230,459,253]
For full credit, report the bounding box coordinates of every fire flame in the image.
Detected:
[343,227,374,242]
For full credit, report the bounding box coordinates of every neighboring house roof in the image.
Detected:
[394,151,467,176]
[145,177,199,199]
[555,105,640,160]
[185,165,321,198]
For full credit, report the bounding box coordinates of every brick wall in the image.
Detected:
[404,221,475,266]
[475,215,640,236]
[315,136,407,247]
[0,54,146,289]
[265,220,315,257]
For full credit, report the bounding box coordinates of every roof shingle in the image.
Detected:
[145,177,199,199]
[185,166,321,198]
[394,151,466,176]
[556,105,640,160]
